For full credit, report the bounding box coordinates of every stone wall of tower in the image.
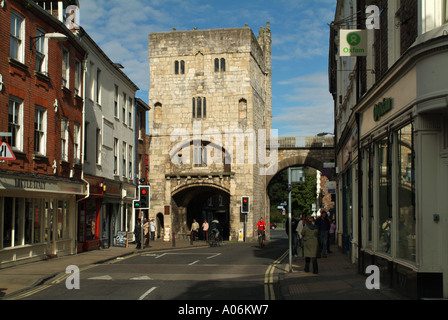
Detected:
[148,24,272,240]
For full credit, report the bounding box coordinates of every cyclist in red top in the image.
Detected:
[256,217,266,248]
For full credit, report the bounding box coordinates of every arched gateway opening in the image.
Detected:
[172,185,231,241]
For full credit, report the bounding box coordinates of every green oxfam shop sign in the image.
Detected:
[340,30,367,56]
[374,98,393,121]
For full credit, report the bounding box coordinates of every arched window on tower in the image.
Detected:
[192,97,207,119]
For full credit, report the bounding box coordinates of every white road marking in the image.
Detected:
[138,287,157,300]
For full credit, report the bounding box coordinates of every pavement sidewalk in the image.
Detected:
[279,249,409,300]
[0,239,207,300]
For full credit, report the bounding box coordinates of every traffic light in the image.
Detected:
[133,199,141,209]
[241,196,250,213]
[139,185,150,209]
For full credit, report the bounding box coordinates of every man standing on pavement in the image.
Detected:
[316,210,331,257]
[286,214,299,256]
[150,218,156,241]
[202,220,209,241]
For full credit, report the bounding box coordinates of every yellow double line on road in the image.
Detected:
[264,250,288,300]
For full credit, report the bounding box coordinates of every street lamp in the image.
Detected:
[30,32,68,51]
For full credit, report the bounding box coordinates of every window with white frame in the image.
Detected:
[8,96,23,151]
[10,11,25,63]
[128,97,133,127]
[61,118,69,161]
[96,68,101,105]
[122,141,127,177]
[96,128,101,165]
[62,48,70,88]
[35,28,48,75]
[128,145,133,179]
[34,106,47,155]
[122,93,127,124]
[114,138,119,175]
[75,59,82,96]
[445,0,448,23]
[114,85,119,118]
[193,143,207,167]
[73,122,81,164]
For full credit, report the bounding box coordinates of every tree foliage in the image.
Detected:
[268,167,317,223]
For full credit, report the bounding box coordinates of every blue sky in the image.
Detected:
[79,0,336,137]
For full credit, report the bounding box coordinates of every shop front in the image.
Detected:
[0,173,85,268]
[356,38,448,299]
[77,175,103,252]
[101,180,136,248]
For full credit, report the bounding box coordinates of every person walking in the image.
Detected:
[150,218,156,241]
[301,216,319,274]
[191,219,199,241]
[134,218,142,249]
[297,213,307,256]
[202,220,209,241]
[316,210,331,257]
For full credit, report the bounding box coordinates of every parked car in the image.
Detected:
[270,222,277,230]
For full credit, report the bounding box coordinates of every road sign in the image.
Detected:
[0,141,16,160]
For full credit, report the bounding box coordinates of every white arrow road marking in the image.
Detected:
[88,275,113,280]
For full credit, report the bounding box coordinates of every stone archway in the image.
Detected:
[171,185,231,240]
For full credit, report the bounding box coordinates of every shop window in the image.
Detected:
[57,201,68,239]
[396,123,416,261]
[2,198,13,248]
[367,146,374,248]
[377,136,392,255]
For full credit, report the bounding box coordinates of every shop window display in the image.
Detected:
[396,123,416,261]
[377,137,392,254]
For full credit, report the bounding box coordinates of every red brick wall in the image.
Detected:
[0,0,86,181]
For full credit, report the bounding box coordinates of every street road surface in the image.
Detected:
[20,229,288,300]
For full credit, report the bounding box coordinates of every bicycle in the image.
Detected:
[208,230,223,247]
[258,230,265,248]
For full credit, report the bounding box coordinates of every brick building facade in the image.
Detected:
[0,0,87,266]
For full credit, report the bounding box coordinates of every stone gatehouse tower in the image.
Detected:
[148,23,272,241]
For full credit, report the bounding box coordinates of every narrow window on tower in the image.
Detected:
[180,60,185,74]
[214,58,219,72]
[214,58,226,72]
[197,97,202,118]
[220,58,226,72]
[175,60,179,75]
